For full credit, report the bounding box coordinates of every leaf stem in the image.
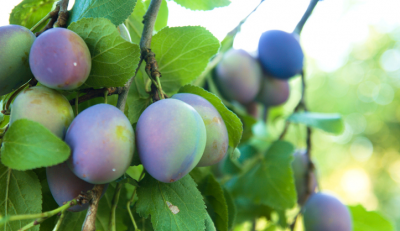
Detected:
[293,0,319,35]
[0,199,77,229]
[30,13,52,32]
[108,183,123,231]
[127,170,145,231]
[52,211,65,231]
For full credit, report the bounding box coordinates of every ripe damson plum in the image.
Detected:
[258,30,304,79]
[215,49,262,104]
[46,162,107,212]
[0,25,35,96]
[65,104,134,184]
[172,93,228,167]
[292,150,317,204]
[256,76,290,106]
[303,193,352,231]
[29,28,91,90]
[136,99,207,183]
[10,86,74,139]
[118,24,131,42]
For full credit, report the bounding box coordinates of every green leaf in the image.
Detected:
[152,26,220,94]
[178,84,242,151]
[223,188,236,230]
[349,205,395,231]
[136,174,206,231]
[0,163,42,231]
[69,0,137,26]
[1,119,71,170]
[172,0,231,11]
[126,73,151,124]
[9,0,57,32]
[229,141,296,210]
[125,0,169,44]
[205,213,216,231]
[195,173,229,231]
[287,112,344,135]
[96,184,128,231]
[68,18,141,88]
[57,211,86,231]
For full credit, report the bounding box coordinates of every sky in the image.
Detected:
[1,0,400,72]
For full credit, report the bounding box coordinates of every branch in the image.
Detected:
[116,0,162,111]
[54,0,70,28]
[293,0,319,35]
[81,184,106,231]
[69,87,121,106]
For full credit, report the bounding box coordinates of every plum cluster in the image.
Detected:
[136,93,229,183]
[291,150,352,230]
[215,30,303,117]
[1,25,134,211]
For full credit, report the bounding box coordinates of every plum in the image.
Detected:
[136,99,206,183]
[171,93,228,167]
[65,104,134,184]
[46,162,107,212]
[0,25,35,96]
[292,150,317,204]
[215,49,262,104]
[258,30,304,79]
[302,193,352,231]
[10,86,74,139]
[117,24,131,42]
[256,76,290,106]
[29,28,91,90]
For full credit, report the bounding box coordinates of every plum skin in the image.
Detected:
[29,28,91,90]
[216,49,262,104]
[0,25,35,96]
[136,99,207,183]
[66,104,135,184]
[291,150,317,204]
[256,77,290,107]
[46,162,108,212]
[303,193,352,231]
[258,30,304,79]
[10,86,74,139]
[172,93,229,167]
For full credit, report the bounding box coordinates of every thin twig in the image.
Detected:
[52,211,65,231]
[108,183,123,231]
[293,0,319,35]
[69,87,120,106]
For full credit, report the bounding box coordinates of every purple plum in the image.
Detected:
[256,76,290,106]
[65,104,134,184]
[136,99,206,183]
[29,28,91,90]
[172,93,228,167]
[216,49,262,104]
[258,30,304,79]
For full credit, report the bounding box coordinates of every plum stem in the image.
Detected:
[0,198,78,229]
[52,211,65,231]
[127,170,145,231]
[108,183,123,231]
[293,0,320,35]
[54,0,69,28]
[30,13,52,32]
[82,184,106,231]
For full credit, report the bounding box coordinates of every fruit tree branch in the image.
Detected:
[293,0,319,35]
[116,0,162,111]
[54,0,70,28]
[81,184,106,231]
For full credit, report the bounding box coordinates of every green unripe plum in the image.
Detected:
[172,93,229,167]
[0,25,35,96]
[117,24,131,42]
[10,86,74,138]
